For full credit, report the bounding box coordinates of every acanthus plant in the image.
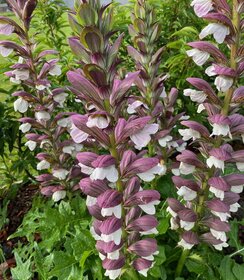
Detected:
[66,0,166,278]
[127,0,186,174]
[0,0,80,201]
[166,0,244,276]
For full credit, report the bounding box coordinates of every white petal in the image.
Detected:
[179,128,201,141]
[107,250,120,260]
[213,242,228,251]
[206,156,225,171]
[19,123,31,133]
[101,205,122,219]
[140,228,158,235]
[231,185,244,194]
[178,239,194,250]
[177,186,197,201]
[166,207,177,218]
[236,162,244,172]
[209,186,225,200]
[25,140,36,151]
[211,210,230,222]
[79,163,94,175]
[104,269,121,280]
[53,169,69,180]
[179,162,196,175]
[35,111,51,121]
[37,160,50,170]
[70,126,89,143]
[101,228,122,245]
[139,200,160,215]
[158,135,173,147]
[230,202,240,213]
[186,49,210,66]
[14,98,29,113]
[49,65,62,76]
[180,220,195,231]
[215,76,233,92]
[210,229,227,242]
[52,190,66,202]
[87,115,109,129]
[86,195,97,207]
[0,46,13,57]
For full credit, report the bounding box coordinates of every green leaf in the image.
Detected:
[170,26,198,38]
[219,256,237,280]
[157,217,170,235]
[233,263,244,280]
[48,251,81,280]
[155,245,166,265]
[185,258,207,274]
[11,252,33,280]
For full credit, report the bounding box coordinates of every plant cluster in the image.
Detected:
[0,0,243,279]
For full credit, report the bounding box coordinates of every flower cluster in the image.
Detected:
[66,0,163,278]
[0,0,78,201]
[127,0,186,166]
[168,0,244,252]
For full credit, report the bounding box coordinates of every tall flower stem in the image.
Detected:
[222,0,240,115]
[175,249,190,277]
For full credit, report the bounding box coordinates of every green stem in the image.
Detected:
[175,249,190,277]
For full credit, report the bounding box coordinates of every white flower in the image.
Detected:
[170,217,179,230]
[236,162,244,172]
[0,46,13,57]
[191,0,213,17]
[178,238,194,250]
[37,160,50,170]
[86,115,110,129]
[104,269,121,280]
[199,23,230,44]
[101,204,122,219]
[160,87,167,98]
[78,163,94,175]
[99,253,106,260]
[231,185,244,194]
[139,200,160,215]
[213,242,228,251]
[62,144,83,155]
[14,98,29,113]
[70,125,89,144]
[180,220,195,231]
[25,140,37,151]
[86,195,97,207]
[177,186,197,201]
[186,49,210,66]
[19,123,31,133]
[130,124,159,150]
[183,89,207,103]
[158,135,173,147]
[35,111,51,121]
[230,202,240,213]
[53,169,69,180]
[210,229,227,242]
[40,139,52,148]
[205,65,216,76]
[107,250,120,260]
[101,228,122,245]
[215,76,233,92]
[197,104,205,113]
[179,162,196,175]
[140,228,158,235]
[207,156,225,171]
[57,118,72,128]
[176,142,187,152]
[138,264,153,277]
[211,210,230,222]
[12,69,29,81]
[172,168,180,176]
[211,123,231,138]
[10,77,21,84]
[36,84,47,90]
[49,64,62,76]
[127,100,148,114]
[209,186,225,200]
[90,226,101,241]
[166,206,178,218]
[179,128,201,141]
[138,163,166,182]
[52,190,66,202]
[53,92,68,107]
[90,165,118,183]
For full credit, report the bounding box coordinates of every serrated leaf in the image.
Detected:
[233,263,244,279]
[157,217,170,235]
[11,252,32,280]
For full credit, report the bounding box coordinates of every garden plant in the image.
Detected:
[0,0,243,279]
